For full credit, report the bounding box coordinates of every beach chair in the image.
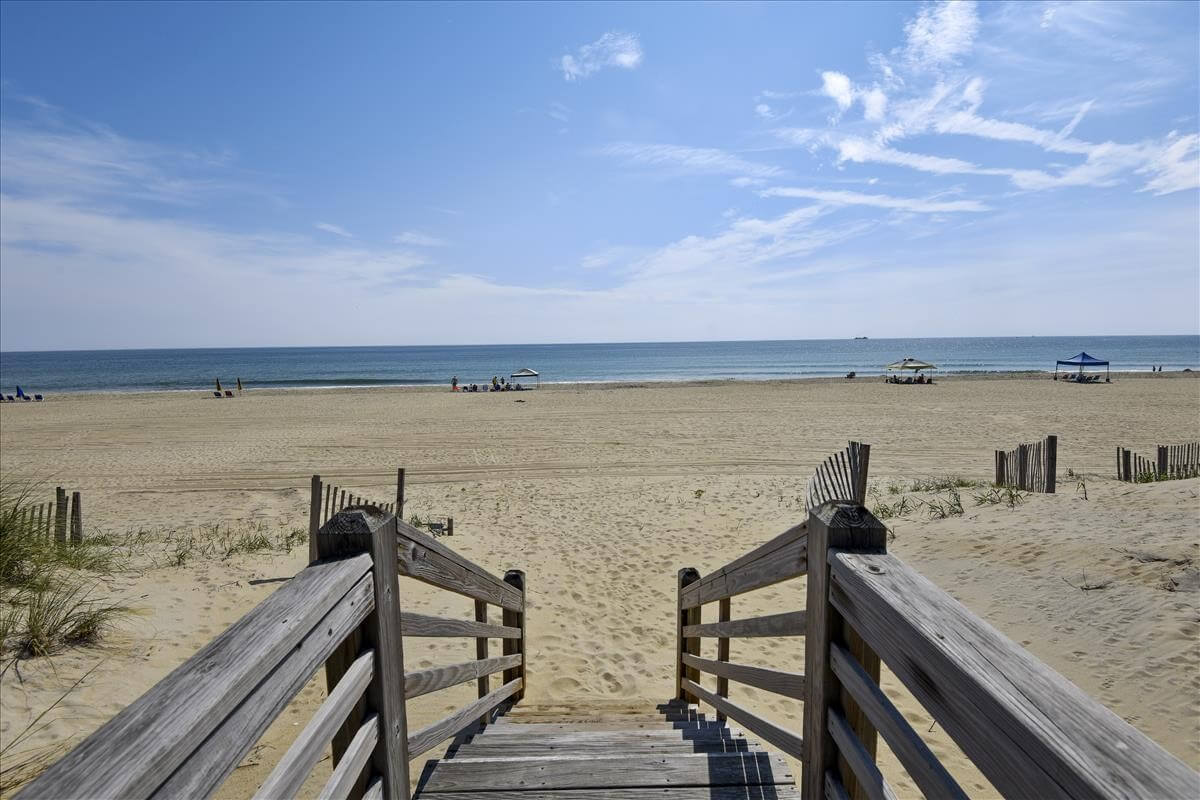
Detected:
[224,390,234,397]
[845,371,856,379]
[34,394,43,401]
[4,396,13,402]
[213,391,223,398]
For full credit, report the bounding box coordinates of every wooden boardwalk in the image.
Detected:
[413,701,799,798]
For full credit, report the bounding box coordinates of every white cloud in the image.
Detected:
[903,1,980,69]
[315,222,353,238]
[760,186,989,213]
[394,230,448,247]
[601,142,784,180]
[755,103,774,119]
[560,32,643,81]
[821,71,855,111]
[861,88,889,121]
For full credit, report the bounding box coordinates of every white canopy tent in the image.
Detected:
[886,357,937,372]
[885,357,937,383]
[510,367,539,388]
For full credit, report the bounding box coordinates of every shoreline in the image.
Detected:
[2,369,1195,399]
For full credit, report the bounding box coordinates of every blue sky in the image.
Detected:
[1,0,1197,350]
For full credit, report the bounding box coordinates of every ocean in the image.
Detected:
[1,336,1197,394]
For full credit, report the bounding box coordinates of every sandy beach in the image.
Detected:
[1,373,1198,796]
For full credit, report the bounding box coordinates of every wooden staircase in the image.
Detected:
[412,700,799,797]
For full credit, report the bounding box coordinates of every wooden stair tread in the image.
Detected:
[417,751,795,792]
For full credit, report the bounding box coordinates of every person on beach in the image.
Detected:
[451,376,458,391]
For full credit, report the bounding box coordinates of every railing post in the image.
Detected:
[716,597,731,720]
[1121,448,1132,483]
[803,502,888,800]
[675,567,700,702]
[309,475,323,564]
[502,570,527,702]
[318,509,411,800]
[1157,445,1168,479]
[474,599,490,725]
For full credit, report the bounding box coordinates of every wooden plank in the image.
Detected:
[473,599,490,726]
[680,523,808,608]
[418,752,794,792]
[19,554,373,800]
[830,642,965,800]
[502,570,526,700]
[408,679,522,759]
[451,738,766,758]
[682,653,804,700]
[828,709,898,800]
[365,515,411,800]
[406,654,521,700]
[716,597,731,720]
[319,714,379,800]
[152,574,375,799]
[826,769,852,800]
[830,551,1199,799]
[1045,435,1057,493]
[683,610,805,639]
[394,521,522,611]
[310,475,323,563]
[802,503,886,800]
[70,491,82,544]
[415,789,803,800]
[54,487,66,544]
[254,650,374,800]
[471,726,748,741]
[675,568,699,702]
[400,612,520,638]
[681,679,803,760]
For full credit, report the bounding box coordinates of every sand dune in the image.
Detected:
[1,374,1197,796]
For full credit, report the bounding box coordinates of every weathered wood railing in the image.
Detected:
[1117,441,1200,482]
[678,447,1196,799]
[18,506,526,800]
[995,434,1057,492]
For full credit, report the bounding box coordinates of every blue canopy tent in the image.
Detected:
[1055,352,1109,382]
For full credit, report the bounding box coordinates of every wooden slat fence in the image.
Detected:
[679,442,1195,800]
[20,495,526,800]
[805,440,871,510]
[7,487,85,544]
[311,473,399,563]
[994,434,1057,492]
[1117,442,1200,482]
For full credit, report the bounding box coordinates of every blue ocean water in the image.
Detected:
[1,337,1197,394]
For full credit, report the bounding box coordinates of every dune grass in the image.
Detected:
[0,479,133,661]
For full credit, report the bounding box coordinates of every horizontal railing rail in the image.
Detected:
[819,530,1197,799]
[20,494,526,800]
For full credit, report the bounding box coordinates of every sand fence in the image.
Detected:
[1116,441,1200,482]
[994,435,1058,493]
[11,487,85,544]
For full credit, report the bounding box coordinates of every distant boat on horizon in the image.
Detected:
[854,336,869,340]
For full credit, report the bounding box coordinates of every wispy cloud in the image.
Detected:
[394,230,448,247]
[315,222,353,238]
[560,32,643,81]
[601,142,784,181]
[902,0,980,70]
[760,186,988,213]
